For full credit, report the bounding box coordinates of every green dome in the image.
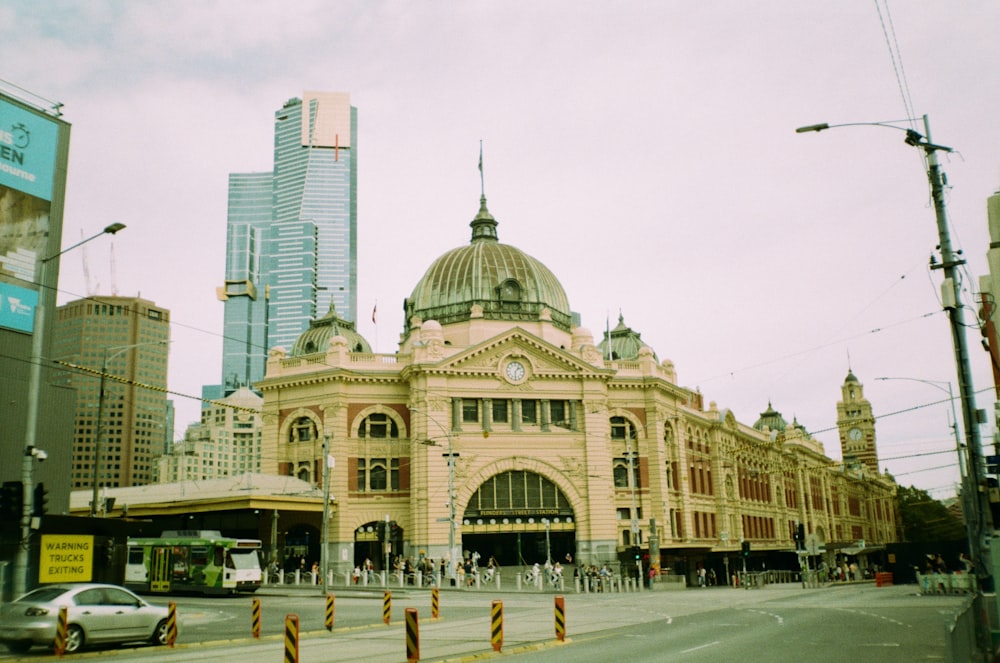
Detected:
[292,302,372,356]
[404,196,572,333]
[753,402,788,432]
[598,313,658,361]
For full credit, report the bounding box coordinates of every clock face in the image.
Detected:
[505,360,526,382]
[848,427,862,441]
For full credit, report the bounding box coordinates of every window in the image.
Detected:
[492,399,509,423]
[521,400,537,424]
[550,400,567,427]
[613,458,639,488]
[462,399,479,423]
[357,412,399,439]
[290,417,316,443]
[358,457,400,492]
[611,416,637,441]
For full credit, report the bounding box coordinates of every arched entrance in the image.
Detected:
[354,520,403,571]
[461,470,575,567]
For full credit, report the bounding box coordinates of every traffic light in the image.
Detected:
[0,481,23,521]
[794,523,805,550]
[632,546,641,560]
[33,482,48,516]
[741,540,751,558]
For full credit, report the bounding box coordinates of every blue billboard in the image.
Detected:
[0,97,58,202]
[0,280,37,332]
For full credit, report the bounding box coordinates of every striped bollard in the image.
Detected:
[491,600,503,652]
[284,614,299,663]
[53,605,68,656]
[405,607,420,662]
[251,597,261,639]
[431,587,440,619]
[383,591,392,625]
[325,593,335,631]
[167,601,178,648]
[554,595,566,642]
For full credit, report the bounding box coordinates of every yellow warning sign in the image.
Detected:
[39,535,93,583]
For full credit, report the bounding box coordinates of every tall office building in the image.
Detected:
[52,296,171,490]
[218,91,357,393]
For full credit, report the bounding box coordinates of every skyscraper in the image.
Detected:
[218,91,357,392]
[52,296,171,490]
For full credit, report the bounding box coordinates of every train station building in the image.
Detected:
[250,193,898,582]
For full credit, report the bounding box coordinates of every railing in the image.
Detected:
[915,572,977,595]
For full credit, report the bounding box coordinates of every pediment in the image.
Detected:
[431,328,601,379]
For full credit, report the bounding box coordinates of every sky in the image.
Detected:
[2,1,998,499]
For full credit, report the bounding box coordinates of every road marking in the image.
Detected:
[681,640,721,653]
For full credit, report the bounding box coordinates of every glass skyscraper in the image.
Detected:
[218,91,357,392]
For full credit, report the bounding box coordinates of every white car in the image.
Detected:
[0,583,173,654]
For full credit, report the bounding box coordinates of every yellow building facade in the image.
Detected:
[257,195,897,580]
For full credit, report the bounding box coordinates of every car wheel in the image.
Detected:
[6,641,31,654]
[64,625,84,653]
[151,619,169,646]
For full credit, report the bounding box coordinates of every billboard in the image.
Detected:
[0,94,65,333]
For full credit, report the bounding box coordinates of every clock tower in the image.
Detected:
[836,371,879,474]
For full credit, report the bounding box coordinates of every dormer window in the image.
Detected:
[498,279,521,302]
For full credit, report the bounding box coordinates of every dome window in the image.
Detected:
[498,279,521,303]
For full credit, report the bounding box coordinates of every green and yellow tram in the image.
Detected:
[125,530,262,595]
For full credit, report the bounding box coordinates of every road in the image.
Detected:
[0,583,971,662]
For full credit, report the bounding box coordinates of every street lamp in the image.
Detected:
[90,339,166,517]
[625,438,642,588]
[799,116,993,653]
[321,434,334,594]
[16,222,125,597]
[874,376,966,477]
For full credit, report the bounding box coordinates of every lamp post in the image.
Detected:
[15,222,125,598]
[90,339,166,517]
[873,376,966,477]
[800,117,993,654]
[321,434,333,594]
[625,439,642,588]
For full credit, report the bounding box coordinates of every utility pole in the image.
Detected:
[798,115,994,657]
[920,115,994,588]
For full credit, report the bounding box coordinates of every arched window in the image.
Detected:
[355,410,405,493]
[611,415,640,488]
[357,412,399,439]
[289,416,317,443]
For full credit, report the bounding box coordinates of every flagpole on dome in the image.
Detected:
[478,139,485,198]
[372,300,378,353]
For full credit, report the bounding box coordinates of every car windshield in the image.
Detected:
[18,586,72,603]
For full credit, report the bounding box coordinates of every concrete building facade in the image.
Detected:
[52,296,170,492]
[157,387,264,483]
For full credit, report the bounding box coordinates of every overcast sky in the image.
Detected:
[3,1,998,498]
